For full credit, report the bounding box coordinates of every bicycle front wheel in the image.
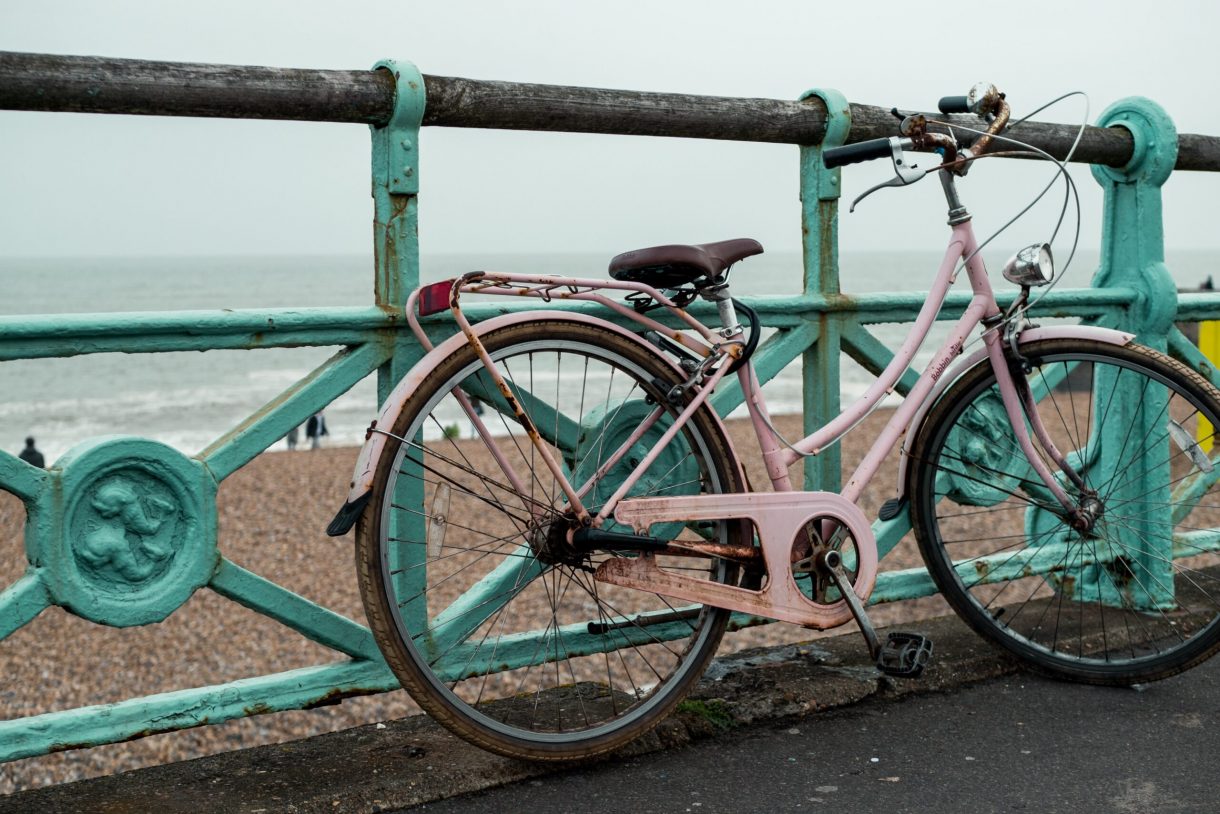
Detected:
[909,339,1220,684]
[356,320,744,759]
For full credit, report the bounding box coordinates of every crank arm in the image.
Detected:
[818,550,880,660]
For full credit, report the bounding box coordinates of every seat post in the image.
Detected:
[700,282,742,336]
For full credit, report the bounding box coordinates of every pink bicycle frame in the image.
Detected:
[355,216,1106,629]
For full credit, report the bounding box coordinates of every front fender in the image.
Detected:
[326,310,739,536]
[893,325,1136,506]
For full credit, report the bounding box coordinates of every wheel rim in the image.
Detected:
[917,346,1220,675]
[376,336,735,745]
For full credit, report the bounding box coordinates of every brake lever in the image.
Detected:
[849,137,925,212]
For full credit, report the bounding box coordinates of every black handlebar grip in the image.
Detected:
[938,95,971,114]
[822,138,892,169]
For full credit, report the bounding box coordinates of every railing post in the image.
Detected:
[370,59,426,402]
[797,89,850,491]
[369,59,428,630]
[1086,97,1179,607]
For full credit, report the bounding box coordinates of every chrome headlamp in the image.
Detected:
[1002,243,1054,287]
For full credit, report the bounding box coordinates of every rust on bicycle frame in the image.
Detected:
[662,539,761,564]
[461,277,725,360]
[445,276,589,519]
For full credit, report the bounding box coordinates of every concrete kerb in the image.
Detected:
[0,613,1017,814]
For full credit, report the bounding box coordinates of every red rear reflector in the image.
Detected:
[418,279,456,316]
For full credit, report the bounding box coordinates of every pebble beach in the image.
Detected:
[0,412,948,794]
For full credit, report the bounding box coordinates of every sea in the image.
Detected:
[1,249,1216,463]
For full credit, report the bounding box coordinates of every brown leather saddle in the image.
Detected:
[608,238,763,288]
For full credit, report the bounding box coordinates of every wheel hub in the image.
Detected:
[1069,494,1104,533]
[528,517,584,566]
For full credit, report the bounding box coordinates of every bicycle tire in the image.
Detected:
[909,339,1220,685]
[356,319,745,760]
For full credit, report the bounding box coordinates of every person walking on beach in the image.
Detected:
[305,412,328,450]
[18,437,44,468]
[285,425,300,451]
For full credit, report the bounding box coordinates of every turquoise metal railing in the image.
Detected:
[1,54,1219,761]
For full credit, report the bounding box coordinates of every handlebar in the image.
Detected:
[937,95,971,114]
[822,138,898,169]
[821,83,1009,172]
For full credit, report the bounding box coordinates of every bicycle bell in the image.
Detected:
[1002,242,1054,287]
[966,82,1002,116]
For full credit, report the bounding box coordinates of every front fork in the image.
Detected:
[984,325,1096,527]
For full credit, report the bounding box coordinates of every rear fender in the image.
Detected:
[327,310,742,536]
[892,325,1136,506]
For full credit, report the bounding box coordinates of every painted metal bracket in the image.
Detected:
[372,59,426,196]
[800,88,852,202]
[370,58,426,312]
[1090,96,1179,344]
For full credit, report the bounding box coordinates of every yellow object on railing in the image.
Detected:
[1199,320,1220,452]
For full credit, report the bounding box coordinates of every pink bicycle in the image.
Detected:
[328,85,1220,760]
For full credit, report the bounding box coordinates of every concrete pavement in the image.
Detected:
[412,652,1220,813]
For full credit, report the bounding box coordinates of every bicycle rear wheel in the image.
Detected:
[356,320,744,759]
[909,339,1220,684]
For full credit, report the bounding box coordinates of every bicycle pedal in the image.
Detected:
[877,497,906,522]
[876,631,933,678]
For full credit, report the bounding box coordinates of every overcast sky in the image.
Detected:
[1,1,1218,261]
